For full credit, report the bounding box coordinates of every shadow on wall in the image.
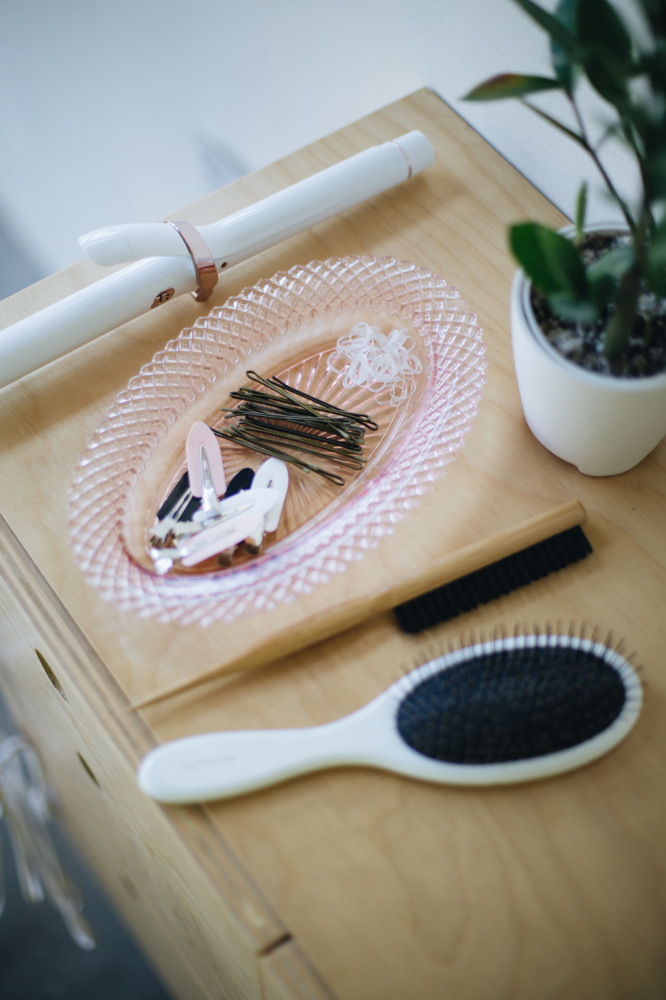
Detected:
[0,134,249,299]
[0,209,46,300]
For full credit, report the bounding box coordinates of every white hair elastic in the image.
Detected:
[327,322,422,406]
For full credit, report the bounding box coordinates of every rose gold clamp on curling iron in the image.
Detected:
[0,132,434,390]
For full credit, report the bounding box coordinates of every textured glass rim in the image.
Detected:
[68,255,486,626]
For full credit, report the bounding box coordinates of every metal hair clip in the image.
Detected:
[148,424,290,574]
[0,731,96,948]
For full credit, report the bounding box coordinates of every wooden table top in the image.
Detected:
[1,89,665,1000]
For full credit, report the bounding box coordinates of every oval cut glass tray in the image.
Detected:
[69,256,486,626]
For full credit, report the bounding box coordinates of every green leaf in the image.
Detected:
[548,292,599,322]
[509,222,589,298]
[574,182,587,242]
[640,0,666,42]
[587,244,634,281]
[576,0,632,61]
[646,221,666,294]
[587,272,618,308]
[463,73,564,101]
[512,0,579,52]
[550,0,578,90]
[575,0,633,106]
[625,117,646,161]
[643,150,666,200]
[587,245,634,306]
[582,52,630,105]
[639,47,666,94]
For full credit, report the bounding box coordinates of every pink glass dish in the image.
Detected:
[68,256,486,625]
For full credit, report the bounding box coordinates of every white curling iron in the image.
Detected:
[0,131,434,390]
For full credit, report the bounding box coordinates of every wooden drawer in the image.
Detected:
[0,513,324,1000]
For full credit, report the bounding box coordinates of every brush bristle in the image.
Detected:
[394,526,592,634]
[396,639,626,764]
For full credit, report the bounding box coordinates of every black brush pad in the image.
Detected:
[394,526,592,634]
[397,643,625,764]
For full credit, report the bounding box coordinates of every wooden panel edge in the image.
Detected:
[260,937,337,1000]
[0,511,286,951]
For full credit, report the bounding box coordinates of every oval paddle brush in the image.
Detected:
[137,632,643,804]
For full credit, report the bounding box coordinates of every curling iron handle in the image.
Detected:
[79,223,188,266]
[0,256,196,392]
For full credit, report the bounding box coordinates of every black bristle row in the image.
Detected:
[394,526,592,634]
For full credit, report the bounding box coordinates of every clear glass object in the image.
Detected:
[0,731,96,949]
[69,255,486,626]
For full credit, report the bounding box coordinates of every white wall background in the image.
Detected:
[0,0,640,277]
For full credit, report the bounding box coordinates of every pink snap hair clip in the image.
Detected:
[186,422,226,499]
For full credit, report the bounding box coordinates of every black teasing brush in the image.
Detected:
[397,639,626,765]
[224,467,255,497]
[156,471,201,522]
[394,526,592,634]
[157,471,189,520]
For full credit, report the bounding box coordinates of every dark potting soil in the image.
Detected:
[530,232,666,378]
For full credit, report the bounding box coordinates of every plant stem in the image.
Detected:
[566,94,637,235]
[603,265,641,358]
[603,208,650,358]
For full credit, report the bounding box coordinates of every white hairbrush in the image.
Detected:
[138,632,642,804]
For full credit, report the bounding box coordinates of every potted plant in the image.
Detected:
[465,0,666,475]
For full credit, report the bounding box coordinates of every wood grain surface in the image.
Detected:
[131,501,588,710]
[1,89,665,1000]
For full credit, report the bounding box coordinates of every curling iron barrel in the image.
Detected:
[0,131,434,390]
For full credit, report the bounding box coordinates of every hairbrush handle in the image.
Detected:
[130,500,587,712]
[137,701,389,803]
[0,132,433,390]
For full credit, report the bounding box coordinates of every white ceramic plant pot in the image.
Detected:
[511,227,666,476]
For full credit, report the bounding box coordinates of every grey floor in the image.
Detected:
[0,231,173,998]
